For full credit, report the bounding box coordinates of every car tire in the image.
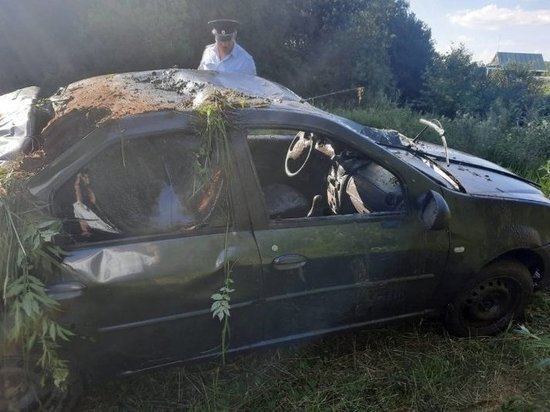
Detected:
[445,259,533,337]
[0,356,81,412]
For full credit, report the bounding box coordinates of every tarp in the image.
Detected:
[0,86,40,164]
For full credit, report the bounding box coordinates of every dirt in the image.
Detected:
[50,75,185,125]
[13,71,269,173]
[16,74,193,173]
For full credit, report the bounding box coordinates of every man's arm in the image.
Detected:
[198,46,210,70]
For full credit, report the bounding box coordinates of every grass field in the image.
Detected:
[77,290,550,411]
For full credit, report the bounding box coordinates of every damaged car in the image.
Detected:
[1,69,550,409]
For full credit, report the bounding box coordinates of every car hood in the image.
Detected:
[397,141,548,203]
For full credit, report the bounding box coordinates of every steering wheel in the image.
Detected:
[285,131,315,177]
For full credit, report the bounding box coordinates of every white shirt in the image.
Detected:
[73,201,118,233]
[198,43,257,76]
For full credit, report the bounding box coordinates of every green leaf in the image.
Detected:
[46,245,68,257]
[36,220,59,229]
[33,292,58,307]
[5,281,25,298]
[31,299,41,317]
[28,281,46,293]
[49,322,57,342]
[21,294,34,317]
[211,293,223,301]
[33,233,41,250]
[25,333,37,351]
[53,366,69,389]
[40,229,57,242]
[57,326,74,341]
[12,306,22,338]
[16,251,26,266]
[27,275,45,287]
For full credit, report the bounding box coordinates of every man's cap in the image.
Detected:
[208,19,240,40]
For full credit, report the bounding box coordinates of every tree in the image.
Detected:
[417,45,488,118]
[487,66,547,126]
[388,0,435,103]
[0,0,434,102]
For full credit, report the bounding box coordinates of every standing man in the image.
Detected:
[198,19,257,76]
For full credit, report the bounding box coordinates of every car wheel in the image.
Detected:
[0,356,81,412]
[445,260,533,337]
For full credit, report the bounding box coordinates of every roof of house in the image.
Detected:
[488,52,546,71]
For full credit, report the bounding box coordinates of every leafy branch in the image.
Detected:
[0,160,72,390]
[194,89,266,363]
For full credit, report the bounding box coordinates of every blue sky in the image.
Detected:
[407,0,550,63]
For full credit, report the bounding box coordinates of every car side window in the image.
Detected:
[53,133,229,243]
[246,129,405,220]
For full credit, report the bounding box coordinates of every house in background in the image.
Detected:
[487,52,547,76]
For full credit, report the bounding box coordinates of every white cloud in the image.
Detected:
[449,4,550,30]
[456,34,473,43]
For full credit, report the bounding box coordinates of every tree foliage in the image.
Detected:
[0,0,432,102]
[416,45,549,127]
[388,0,435,103]
[0,0,547,127]
[416,46,488,117]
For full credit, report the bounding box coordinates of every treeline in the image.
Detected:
[0,0,549,154]
[0,0,432,101]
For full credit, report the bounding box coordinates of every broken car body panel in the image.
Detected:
[0,86,40,163]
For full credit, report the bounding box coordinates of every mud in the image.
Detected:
[49,75,184,125]
[16,70,272,173]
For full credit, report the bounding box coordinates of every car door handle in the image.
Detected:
[272,254,307,271]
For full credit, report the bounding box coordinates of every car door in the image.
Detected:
[48,130,263,378]
[239,126,449,342]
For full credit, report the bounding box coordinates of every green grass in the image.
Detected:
[535,161,550,197]
[77,291,550,411]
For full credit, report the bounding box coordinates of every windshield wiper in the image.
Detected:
[415,119,449,166]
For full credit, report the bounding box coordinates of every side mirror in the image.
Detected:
[418,190,450,230]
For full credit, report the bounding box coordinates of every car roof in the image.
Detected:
[49,69,305,122]
[34,69,364,166]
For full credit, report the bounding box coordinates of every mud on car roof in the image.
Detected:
[48,68,302,122]
[0,69,306,169]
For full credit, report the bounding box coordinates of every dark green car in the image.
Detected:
[2,69,550,409]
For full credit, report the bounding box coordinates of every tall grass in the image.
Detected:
[78,291,550,411]
[535,160,550,197]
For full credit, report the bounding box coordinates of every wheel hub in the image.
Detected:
[462,278,517,325]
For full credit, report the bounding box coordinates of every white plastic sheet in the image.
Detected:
[0,86,40,163]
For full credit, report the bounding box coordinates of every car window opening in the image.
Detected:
[52,133,230,243]
[247,129,405,221]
